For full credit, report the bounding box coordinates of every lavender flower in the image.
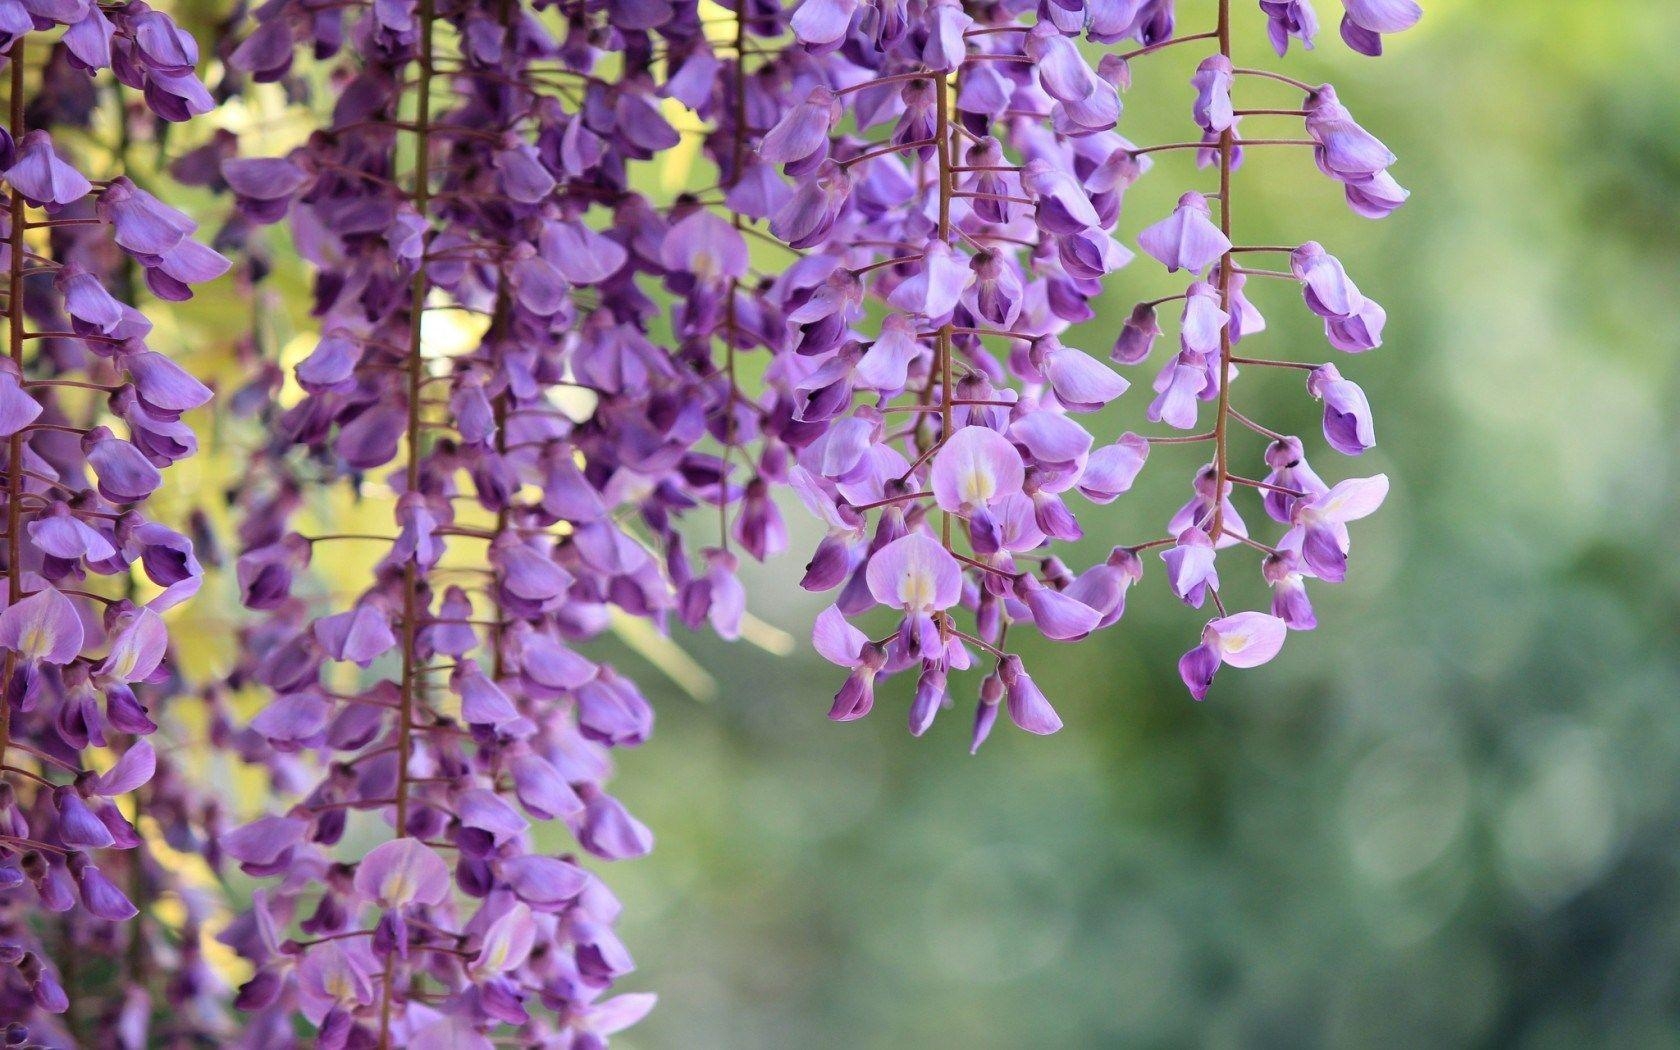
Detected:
[36,0,1420,1036]
[0,5,221,1035]
[1080,0,1416,702]
[206,0,729,1041]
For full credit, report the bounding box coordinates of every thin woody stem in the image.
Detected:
[489,285,512,679]
[1211,0,1235,541]
[1118,31,1219,62]
[1233,67,1315,92]
[719,0,750,553]
[1148,431,1217,444]
[835,69,932,96]
[381,0,434,1041]
[1132,138,1313,156]
[853,253,926,276]
[945,625,1006,658]
[1230,355,1315,371]
[849,489,933,512]
[897,438,945,482]
[1,36,25,779]
[842,137,938,169]
[1229,475,1303,497]
[935,65,954,551]
[1230,407,1287,441]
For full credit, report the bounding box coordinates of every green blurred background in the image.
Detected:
[139,0,1680,1045]
[601,2,1680,1047]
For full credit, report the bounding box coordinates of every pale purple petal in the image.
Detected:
[865,533,962,613]
[0,589,84,664]
[812,604,867,667]
[1138,192,1231,274]
[931,425,1025,513]
[354,839,451,909]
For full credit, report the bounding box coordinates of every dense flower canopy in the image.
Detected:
[0,0,1418,1042]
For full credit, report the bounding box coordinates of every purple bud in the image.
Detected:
[4,131,91,207]
[580,792,654,860]
[70,855,139,920]
[970,673,1003,754]
[1191,55,1235,133]
[511,754,584,820]
[0,368,42,438]
[502,855,588,910]
[55,787,115,850]
[56,263,124,333]
[998,655,1063,735]
[1138,193,1231,274]
[97,177,195,254]
[1308,364,1376,454]
[83,426,163,502]
[909,665,946,737]
[313,604,397,667]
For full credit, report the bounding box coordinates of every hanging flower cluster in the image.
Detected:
[208,0,729,1044]
[761,0,1414,742]
[760,0,1153,750]
[199,0,1417,1041]
[0,0,1423,1039]
[1113,0,1412,701]
[0,5,225,1039]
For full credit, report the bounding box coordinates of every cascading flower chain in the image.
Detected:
[763,0,1414,741]
[54,0,1422,1043]
[0,3,224,1038]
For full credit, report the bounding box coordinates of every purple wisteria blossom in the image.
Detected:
[0,5,222,1039]
[759,0,1415,733]
[1097,0,1414,701]
[201,0,773,1041]
[128,0,1420,1039]
[761,0,1147,744]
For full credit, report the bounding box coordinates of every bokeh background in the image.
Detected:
[151,0,1680,1046]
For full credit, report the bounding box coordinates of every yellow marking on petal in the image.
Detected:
[898,567,936,611]
[960,466,996,506]
[693,249,719,284]
[20,623,51,659]
[324,969,355,1001]
[382,870,416,908]
[106,645,140,680]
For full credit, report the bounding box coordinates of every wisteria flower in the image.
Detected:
[1289,474,1391,581]
[1178,612,1290,700]
[1139,192,1231,274]
[931,426,1025,551]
